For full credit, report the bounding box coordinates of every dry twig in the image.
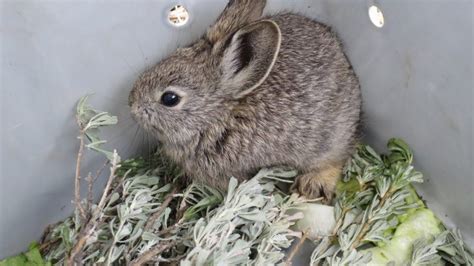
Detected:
[130,240,178,266]
[285,231,308,265]
[86,172,93,214]
[74,133,87,222]
[66,151,120,265]
[144,187,179,231]
[157,220,183,237]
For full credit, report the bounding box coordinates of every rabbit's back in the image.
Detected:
[227,13,361,173]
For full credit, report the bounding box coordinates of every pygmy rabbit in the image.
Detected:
[129,0,362,201]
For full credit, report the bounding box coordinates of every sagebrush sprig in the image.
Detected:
[310,139,473,266]
[436,229,474,265]
[410,231,447,265]
[311,139,424,265]
[36,97,473,266]
[41,96,306,265]
[182,169,303,265]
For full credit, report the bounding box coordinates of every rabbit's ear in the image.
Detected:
[207,0,266,44]
[220,20,281,99]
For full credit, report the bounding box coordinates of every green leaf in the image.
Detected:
[387,138,414,165]
[183,195,223,221]
[75,95,118,160]
[76,95,95,126]
[0,242,51,266]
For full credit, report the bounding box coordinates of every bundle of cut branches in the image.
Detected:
[1,96,472,266]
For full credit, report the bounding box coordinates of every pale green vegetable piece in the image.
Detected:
[365,208,442,265]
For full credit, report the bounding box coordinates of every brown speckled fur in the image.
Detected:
[129,0,361,201]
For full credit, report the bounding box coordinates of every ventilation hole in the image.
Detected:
[168,5,189,27]
[368,5,384,28]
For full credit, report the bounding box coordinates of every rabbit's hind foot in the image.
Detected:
[291,162,344,204]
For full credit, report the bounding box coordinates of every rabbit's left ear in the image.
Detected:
[220,20,281,99]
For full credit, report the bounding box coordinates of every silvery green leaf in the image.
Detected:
[76,95,90,115]
[310,237,338,264]
[195,248,212,265]
[82,250,100,263]
[339,224,358,250]
[269,167,298,177]
[76,96,119,162]
[407,170,423,184]
[273,193,285,205]
[117,205,128,220]
[226,233,241,243]
[76,95,96,125]
[85,112,118,130]
[193,218,206,243]
[116,223,132,240]
[180,260,193,266]
[120,227,142,243]
[108,244,126,263]
[108,217,117,235]
[264,168,298,182]
[225,177,239,204]
[184,195,223,221]
[437,229,474,265]
[353,189,375,207]
[375,175,391,197]
[363,220,391,243]
[390,163,423,190]
[153,181,169,191]
[410,237,444,265]
[138,239,158,254]
[84,129,100,143]
[108,192,120,206]
[340,209,359,232]
[338,249,371,265]
[163,207,171,228]
[241,222,265,241]
[342,161,353,182]
[217,243,251,265]
[387,215,399,228]
[260,182,276,193]
[357,165,381,184]
[387,138,413,164]
[141,231,159,242]
[364,145,383,163]
[87,144,115,160]
[334,200,343,219]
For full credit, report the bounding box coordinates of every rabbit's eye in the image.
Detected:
[161,91,181,107]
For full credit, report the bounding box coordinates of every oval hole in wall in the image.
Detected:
[168,5,190,27]
[368,5,385,28]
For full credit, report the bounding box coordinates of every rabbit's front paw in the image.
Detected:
[291,163,343,204]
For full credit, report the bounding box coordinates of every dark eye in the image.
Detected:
[160,91,181,107]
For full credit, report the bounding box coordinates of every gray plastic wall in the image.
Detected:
[1,0,472,259]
